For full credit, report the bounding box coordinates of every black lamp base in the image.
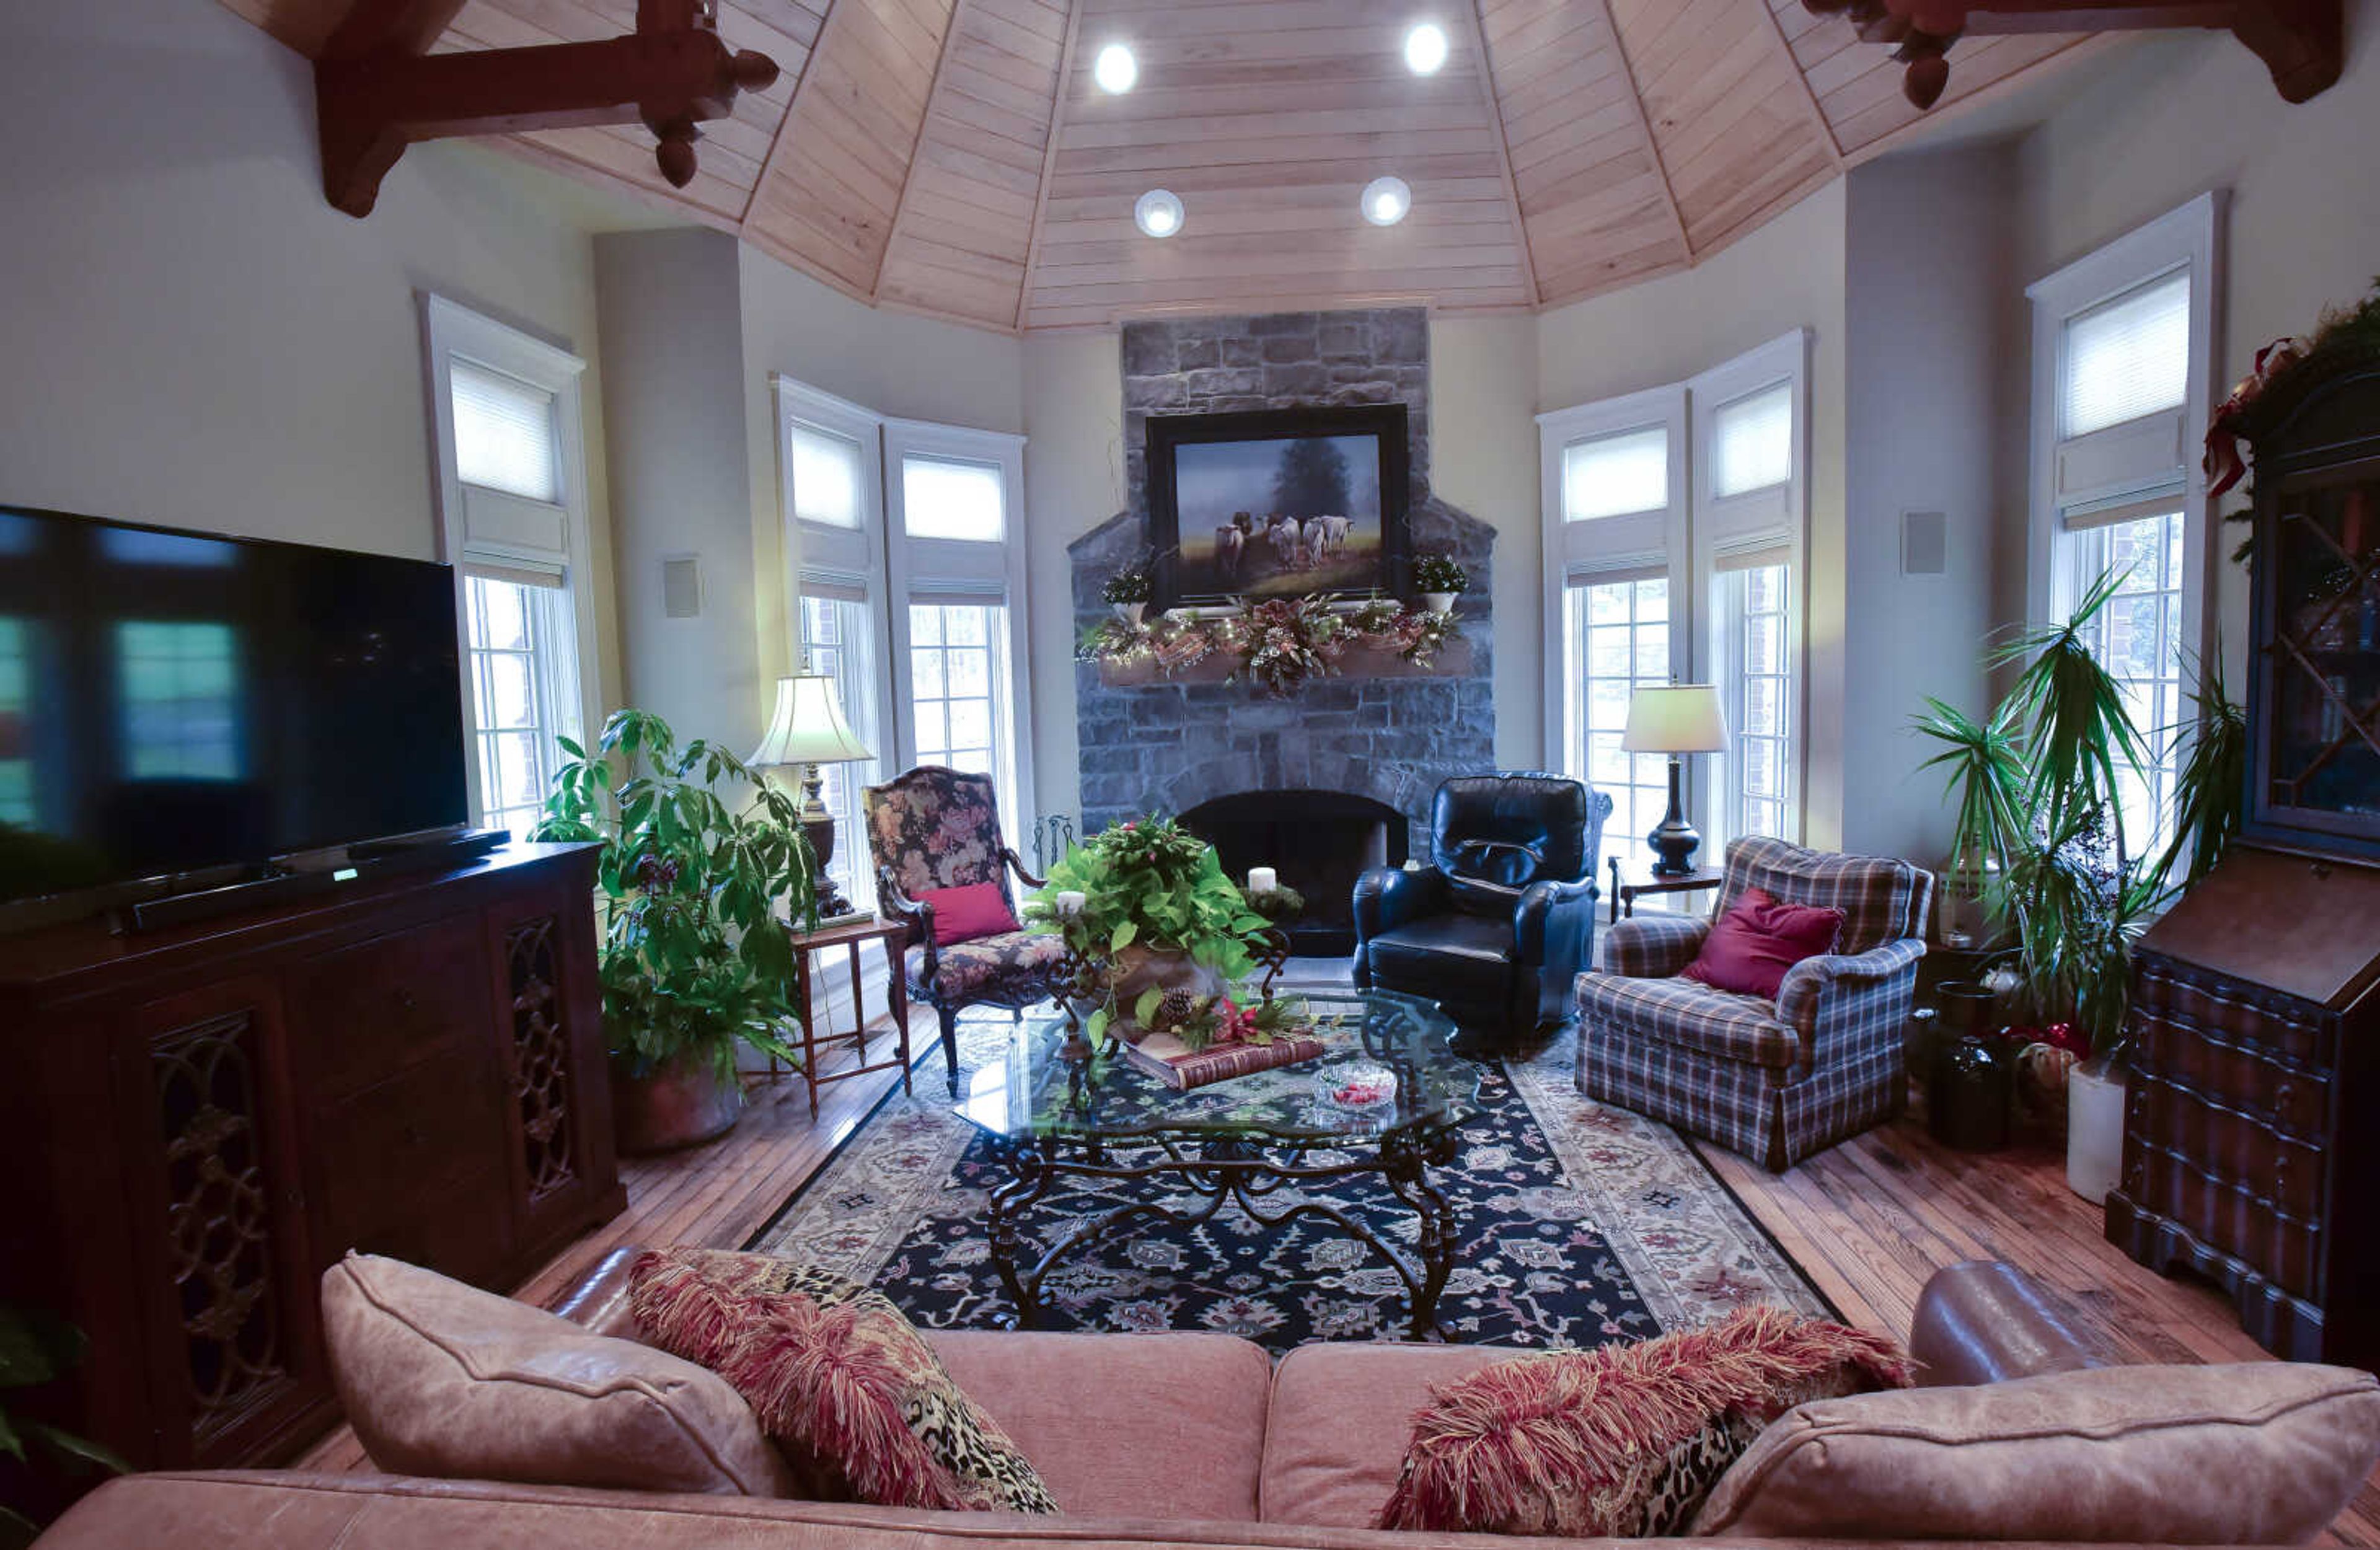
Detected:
[1646,756,1703,878]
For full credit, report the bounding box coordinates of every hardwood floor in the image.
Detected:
[302,1003,2380,1543]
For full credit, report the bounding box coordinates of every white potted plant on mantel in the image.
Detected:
[1102,560,1155,625]
[1413,553,1466,615]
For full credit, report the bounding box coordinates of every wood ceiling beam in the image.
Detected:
[873,0,974,303]
[1013,0,1085,332]
[1597,0,1695,266]
[317,0,778,218]
[1456,0,1541,308]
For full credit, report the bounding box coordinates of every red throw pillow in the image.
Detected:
[1680,886,1844,1000]
[913,881,1018,946]
[1377,1306,1912,1537]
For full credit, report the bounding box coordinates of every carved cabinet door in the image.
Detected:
[118,975,330,1469]
[486,886,618,1258]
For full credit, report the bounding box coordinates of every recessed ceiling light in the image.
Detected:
[1135,188,1184,238]
[1093,43,1137,94]
[1403,22,1448,76]
[1361,175,1412,226]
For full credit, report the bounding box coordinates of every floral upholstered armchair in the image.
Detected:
[864,765,1062,1096]
[1574,837,1933,1171]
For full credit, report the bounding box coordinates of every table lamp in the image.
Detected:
[1620,684,1727,877]
[749,673,873,923]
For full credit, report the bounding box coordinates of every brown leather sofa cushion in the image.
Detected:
[1691,1360,2380,1543]
[321,1253,792,1497]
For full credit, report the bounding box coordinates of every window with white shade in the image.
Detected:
[1542,334,1808,862]
[788,421,866,530]
[1562,425,1669,524]
[799,592,881,909]
[901,455,1007,544]
[2027,193,2219,863]
[425,294,596,839]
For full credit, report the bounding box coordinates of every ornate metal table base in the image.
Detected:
[982,1128,1459,1340]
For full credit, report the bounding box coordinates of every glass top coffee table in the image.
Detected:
[952,988,1479,1339]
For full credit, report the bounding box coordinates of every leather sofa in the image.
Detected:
[1352,774,1611,1052]
[37,1254,2380,1548]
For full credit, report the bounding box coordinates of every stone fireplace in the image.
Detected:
[1069,307,1495,930]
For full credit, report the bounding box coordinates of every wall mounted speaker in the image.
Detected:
[1901,511,1948,576]
[661,554,703,618]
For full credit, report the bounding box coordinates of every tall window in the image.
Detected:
[1566,574,1671,846]
[2027,194,2219,860]
[1543,335,1808,861]
[798,592,878,909]
[425,296,596,840]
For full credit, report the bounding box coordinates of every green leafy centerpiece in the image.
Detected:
[532,708,818,1151]
[1028,816,1290,1047]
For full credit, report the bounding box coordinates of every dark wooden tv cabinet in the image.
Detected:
[0,843,624,1476]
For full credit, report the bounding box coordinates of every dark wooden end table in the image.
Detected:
[1607,857,1724,924]
[785,915,912,1119]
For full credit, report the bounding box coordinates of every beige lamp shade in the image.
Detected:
[748,674,872,769]
[1620,684,1727,755]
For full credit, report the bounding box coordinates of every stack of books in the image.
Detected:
[1121,1029,1326,1091]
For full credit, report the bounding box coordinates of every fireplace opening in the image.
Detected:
[1180,790,1409,958]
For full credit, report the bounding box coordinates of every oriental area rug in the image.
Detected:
[749,1015,1830,1353]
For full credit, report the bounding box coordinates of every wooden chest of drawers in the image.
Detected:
[2105,846,2380,1368]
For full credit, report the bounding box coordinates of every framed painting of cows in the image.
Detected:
[1146,404,1411,610]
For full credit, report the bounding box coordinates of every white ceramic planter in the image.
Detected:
[2066,1055,2127,1203]
[1420,591,1457,615]
[1113,601,1147,625]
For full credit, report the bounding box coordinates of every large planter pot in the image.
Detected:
[1105,944,1225,1039]
[2066,1055,2127,1203]
[610,1050,742,1154]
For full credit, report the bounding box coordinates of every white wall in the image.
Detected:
[1535,180,1852,849]
[2013,0,2380,681]
[0,0,622,707]
[1430,315,1546,773]
[1020,331,1124,828]
[1840,144,2021,865]
[597,229,758,748]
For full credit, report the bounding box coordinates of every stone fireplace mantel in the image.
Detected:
[1069,307,1496,861]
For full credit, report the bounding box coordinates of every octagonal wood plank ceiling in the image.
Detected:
[221,0,2091,333]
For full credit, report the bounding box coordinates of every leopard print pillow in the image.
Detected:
[628,1248,1059,1515]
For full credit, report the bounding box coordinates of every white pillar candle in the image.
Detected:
[1053,889,1088,919]
[1247,866,1277,895]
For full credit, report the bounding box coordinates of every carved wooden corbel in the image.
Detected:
[315,0,778,218]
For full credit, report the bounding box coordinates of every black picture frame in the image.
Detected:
[1145,404,1411,610]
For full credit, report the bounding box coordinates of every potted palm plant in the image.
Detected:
[1027,817,1272,1044]
[1915,573,2245,1200]
[532,709,817,1153]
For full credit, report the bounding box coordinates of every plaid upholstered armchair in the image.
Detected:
[1575,837,1933,1170]
[864,766,1064,1097]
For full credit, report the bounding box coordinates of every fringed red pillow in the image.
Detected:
[1377,1306,1911,1538]
[627,1248,1059,1515]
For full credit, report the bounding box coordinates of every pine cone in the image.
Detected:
[1155,988,1198,1029]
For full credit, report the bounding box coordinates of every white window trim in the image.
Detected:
[421,293,596,827]
[1537,384,1689,780]
[2024,192,2224,667]
[882,417,1034,838]
[1690,330,1810,850]
[774,374,898,757]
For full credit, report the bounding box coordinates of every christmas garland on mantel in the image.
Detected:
[1079,594,1460,697]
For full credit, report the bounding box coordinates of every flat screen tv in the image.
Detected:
[0,505,470,909]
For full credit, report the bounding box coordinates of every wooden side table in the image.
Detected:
[1607,857,1724,925]
[785,916,913,1119]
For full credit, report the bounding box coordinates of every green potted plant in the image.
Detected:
[1412,553,1468,615]
[1915,573,2246,1199]
[532,709,817,1153]
[2,1305,126,1549]
[1027,817,1272,1044]
[1101,560,1156,626]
